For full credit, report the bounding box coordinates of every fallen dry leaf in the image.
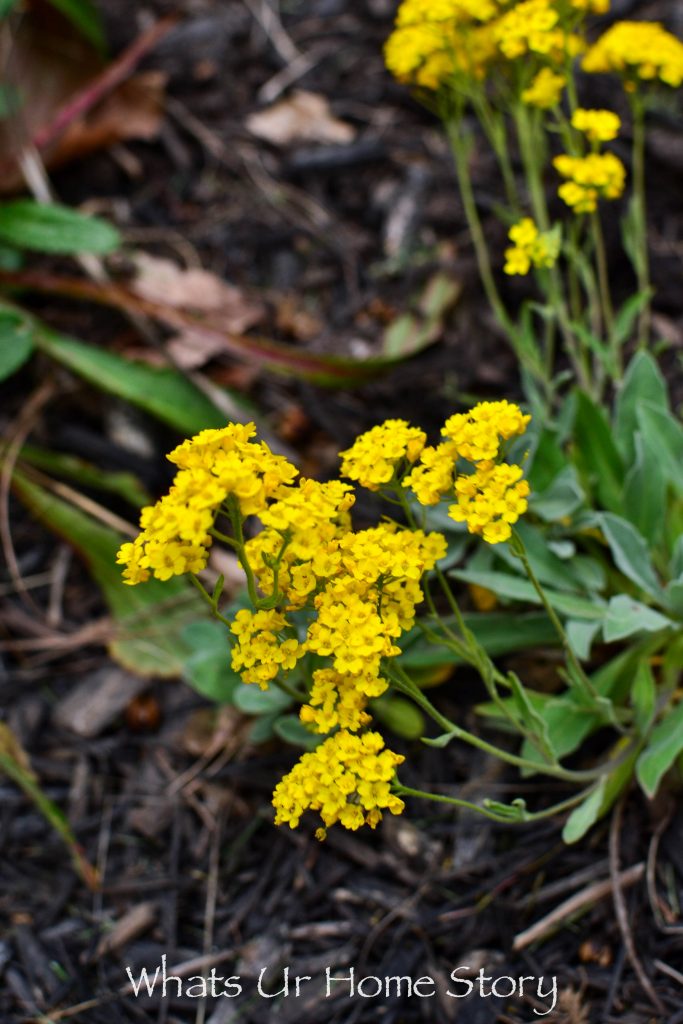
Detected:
[0,2,168,192]
[130,253,265,368]
[246,90,355,147]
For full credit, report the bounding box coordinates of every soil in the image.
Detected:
[1,1,683,1023]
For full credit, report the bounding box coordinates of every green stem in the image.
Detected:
[226,499,261,608]
[190,573,233,628]
[394,781,592,824]
[630,91,651,347]
[591,211,616,380]
[509,531,601,706]
[445,119,516,339]
[387,662,602,782]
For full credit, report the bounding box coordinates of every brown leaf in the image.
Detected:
[130,253,266,368]
[0,2,167,193]
[246,90,355,147]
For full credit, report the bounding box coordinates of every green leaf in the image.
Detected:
[46,0,104,49]
[598,513,664,601]
[671,536,683,580]
[521,698,607,765]
[249,712,280,745]
[399,612,559,670]
[621,431,666,544]
[636,699,683,798]
[182,621,240,703]
[614,351,668,462]
[0,0,20,17]
[563,744,637,844]
[0,723,98,888]
[526,426,566,491]
[496,521,594,595]
[449,568,607,620]
[562,778,607,844]
[382,272,461,359]
[29,318,240,435]
[273,715,321,750]
[20,444,151,508]
[371,695,425,740]
[0,308,34,380]
[632,660,656,737]
[572,391,624,514]
[232,683,292,716]
[663,578,683,618]
[529,465,584,521]
[11,470,206,676]
[602,595,673,643]
[566,618,601,660]
[0,201,119,253]
[635,400,683,497]
[610,292,654,355]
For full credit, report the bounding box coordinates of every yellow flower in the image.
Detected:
[339,419,426,491]
[492,0,559,60]
[554,152,626,213]
[300,668,386,734]
[449,461,530,543]
[384,0,499,88]
[569,0,609,10]
[521,67,566,108]
[117,422,299,584]
[405,440,459,505]
[503,217,559,276]
[442,400,531,462]
[571,107,621,143]
[230,607,305,688]
[272,730,405,832]
[583,21,683,88]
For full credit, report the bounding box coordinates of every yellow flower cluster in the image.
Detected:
[339,419,426,491]
[583,21,683,88]
[569,0,609,10]
[118,407,530,834]
[384,0,605,91]
[554,152,626,213]
[384,0,497,89]
[272,730,405,833]
[300,668,385,734]
[492,0,559,60]
[405,400,531,542]
[521,67,566,108]
[571,108,621,143]
[116,424,296,584]
[230,608,305,688]
[449,462,530,543]
[441,400,531,461]
[503,217,559,276]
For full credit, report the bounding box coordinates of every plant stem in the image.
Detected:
[630,91,651,346]
[509,531,602,707]
[226,500,261,608]
[190,573,233,627]
[394,781,592,824]
[445,119,516,339]
[590,210,617,379]
[387,662,602,782]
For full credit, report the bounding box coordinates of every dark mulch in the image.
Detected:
[2,1,683,1022]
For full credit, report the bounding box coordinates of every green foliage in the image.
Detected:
[440,351,683,829]
[0,309,34,380]
[11,470,207,677]
[0,201,120,254]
